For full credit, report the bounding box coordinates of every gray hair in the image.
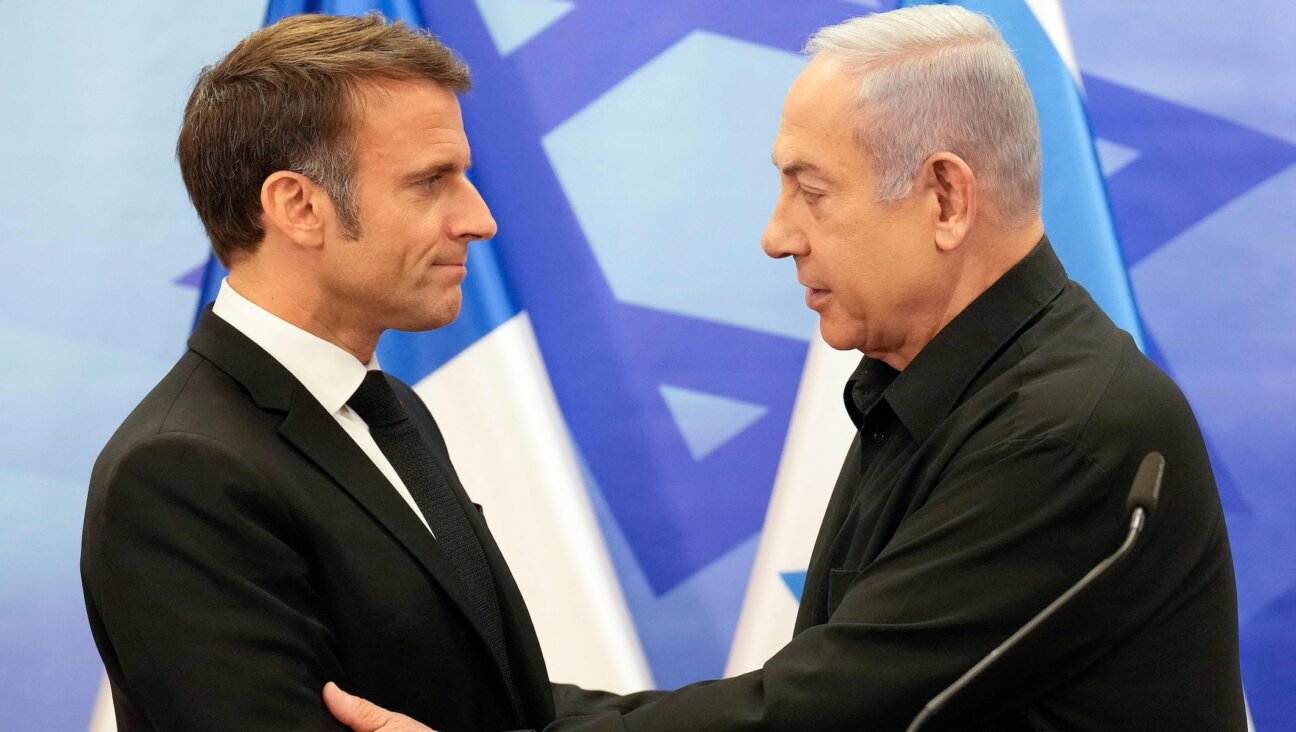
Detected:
[805,5,1042,224]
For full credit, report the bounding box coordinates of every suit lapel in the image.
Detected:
[187,308,489,652]
[277,397,483,635]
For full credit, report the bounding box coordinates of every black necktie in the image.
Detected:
[347,371,520,712]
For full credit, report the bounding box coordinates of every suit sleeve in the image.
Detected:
[551,683,669,719]
[543,436,1161,732]
[83,432,347,731]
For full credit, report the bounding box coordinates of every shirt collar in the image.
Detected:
[845,236,1068,441]
[211,279,379,415]
[844,357,899,429]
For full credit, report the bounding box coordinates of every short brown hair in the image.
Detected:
[177,13,471,265]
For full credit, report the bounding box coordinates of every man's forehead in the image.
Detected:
[778,60,858,146]
[773,96,861,175]
[787,57,855,109]
[352,78,463,131]
[352,80,470,158]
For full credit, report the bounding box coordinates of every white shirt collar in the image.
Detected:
[211,278,378,415]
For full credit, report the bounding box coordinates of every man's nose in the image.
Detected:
[762,198,802,259]
[459,179,498,243]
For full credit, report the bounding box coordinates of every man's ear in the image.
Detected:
[917,152,976,252]
[260,171,331,250]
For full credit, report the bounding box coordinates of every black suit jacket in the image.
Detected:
[81,309,555,731]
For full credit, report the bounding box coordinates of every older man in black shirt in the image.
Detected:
[327,5,1246,731]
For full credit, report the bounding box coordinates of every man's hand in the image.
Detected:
[323,682,437,732]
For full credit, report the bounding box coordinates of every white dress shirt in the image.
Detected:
[212,278,433,534]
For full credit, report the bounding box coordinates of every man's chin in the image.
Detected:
[818,321,863,352]
[389,305,461,333]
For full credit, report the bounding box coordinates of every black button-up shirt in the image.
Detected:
[791,237,1245,730]
[549,238,1246,732]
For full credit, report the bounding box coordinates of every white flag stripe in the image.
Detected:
[88,676,116,732]
[725,335,862,676]
[1024,0,1081,85]
[414,312,652,692]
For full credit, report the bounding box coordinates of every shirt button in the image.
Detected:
[871,430,885,442]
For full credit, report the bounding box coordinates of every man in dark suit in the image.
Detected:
[326,5,1246,731]
[81,13,555,731]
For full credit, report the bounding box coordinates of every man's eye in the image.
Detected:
[420,174,444,189]
[800,187,824,204]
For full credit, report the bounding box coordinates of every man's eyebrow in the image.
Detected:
[405,158,473,182]
[772,156,827,180]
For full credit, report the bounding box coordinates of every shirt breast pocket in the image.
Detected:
[827,568,867,617]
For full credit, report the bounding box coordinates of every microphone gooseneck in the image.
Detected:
[904,452,1166,732]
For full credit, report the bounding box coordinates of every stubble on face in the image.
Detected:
[319,78,492,347]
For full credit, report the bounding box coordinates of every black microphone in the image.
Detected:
[904,452,1166,732]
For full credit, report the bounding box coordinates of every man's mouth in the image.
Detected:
[433,263,468,279]
[805,287,830,309]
